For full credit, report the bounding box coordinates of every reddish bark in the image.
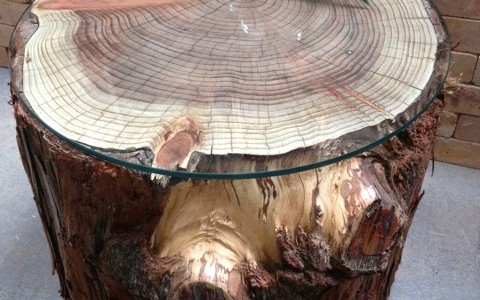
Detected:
[12,95,442,299]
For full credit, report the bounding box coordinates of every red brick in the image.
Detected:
[444,17,480,54]
[444,83,480,117]
[4,0,31,3]
[0,46,7,68]
[474,59,480,86]
[433,0,480,20]
[436,111,458,138]
[0,24,14,47]
[454,114,480,143]
[448,51,477,83]
[434,137,480,169]
[0,0,29,26]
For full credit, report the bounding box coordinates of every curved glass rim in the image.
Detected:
[12,0,450,180]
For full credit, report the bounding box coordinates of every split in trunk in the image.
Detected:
[9,0,449,299]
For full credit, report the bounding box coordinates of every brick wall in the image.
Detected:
[0,0,30,67]
[433,0,480,169]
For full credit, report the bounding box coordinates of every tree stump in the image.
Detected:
[10,0,449,299]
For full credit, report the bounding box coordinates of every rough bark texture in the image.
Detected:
[10,1,449,298]
[12,94,442,299]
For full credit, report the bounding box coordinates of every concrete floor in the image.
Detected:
[1,67,479,299]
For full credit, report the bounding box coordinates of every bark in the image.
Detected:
[13,97,442,299]
[10,0,449,299]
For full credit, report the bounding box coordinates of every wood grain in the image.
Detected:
[10,1,450,298]
[20,0,445,172]
[12,95,443,299]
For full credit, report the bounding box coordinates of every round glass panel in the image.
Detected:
[15,0,449,179]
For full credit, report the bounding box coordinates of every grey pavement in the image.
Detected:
[0,67,479,299]
[0,70,60,299]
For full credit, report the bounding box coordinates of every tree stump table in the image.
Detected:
[9,0,449,299]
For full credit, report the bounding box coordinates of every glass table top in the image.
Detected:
[14,0,449,179]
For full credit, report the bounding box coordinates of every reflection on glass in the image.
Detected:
[16,0,449,179]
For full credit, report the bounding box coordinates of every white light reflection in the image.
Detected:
[297,32,302,42]
[241,20,249,34]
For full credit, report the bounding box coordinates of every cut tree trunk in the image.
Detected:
[10,0,449,299]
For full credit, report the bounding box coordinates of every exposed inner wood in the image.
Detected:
[11,0,449,298]
[22,0,440,172]
[37,0,191,10]
[12,97,443,299]
[150,156,403,291]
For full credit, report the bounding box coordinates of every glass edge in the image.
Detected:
[11,0,451,180]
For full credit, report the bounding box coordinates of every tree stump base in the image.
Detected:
[10,0,449,298]
[13,96,442,299]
